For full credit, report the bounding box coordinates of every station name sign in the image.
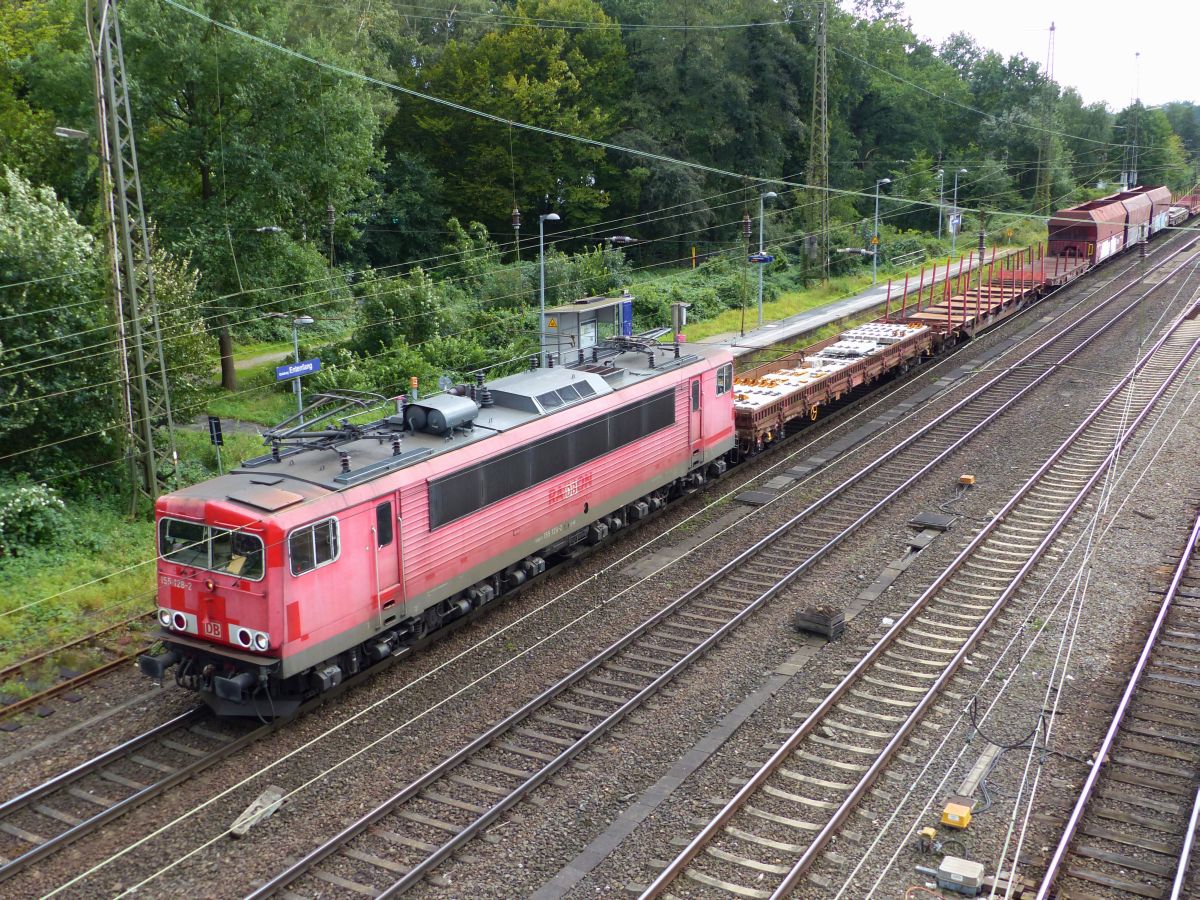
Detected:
[275,358,321,381]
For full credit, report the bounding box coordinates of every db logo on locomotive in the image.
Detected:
[549,473,592,504]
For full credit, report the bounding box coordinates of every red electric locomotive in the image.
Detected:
[141,336,735,716]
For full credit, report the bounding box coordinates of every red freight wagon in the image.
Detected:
[1126,185,1174,234]
[1047,194,1128,264]
[144,340,735,715]
[1115,189,1153,246]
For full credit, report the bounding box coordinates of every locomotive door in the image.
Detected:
[688,377,702,461]
[372,498,403,627]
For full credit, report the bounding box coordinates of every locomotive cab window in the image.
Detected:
[376,502,394,548]
[716,363,733,395]
[289,517,340,576]
[691,380,700,411]
[211,529,264,580]
[160,518,207,567]
[158,518,264,581]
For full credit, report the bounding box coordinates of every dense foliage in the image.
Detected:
[0,0,1196,506]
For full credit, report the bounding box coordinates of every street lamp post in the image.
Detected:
[292,315,314,422]
[873,178,891,286]
[937,168,945,239]
[757,190,777,326]
[538,212,560,366]
[951,168,968,256]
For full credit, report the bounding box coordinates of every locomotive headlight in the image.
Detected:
[158,609,172,627]
[253,632,269,651]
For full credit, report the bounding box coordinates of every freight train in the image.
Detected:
[140,186,1198,716]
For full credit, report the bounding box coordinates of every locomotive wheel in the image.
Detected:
[410,606,440,642]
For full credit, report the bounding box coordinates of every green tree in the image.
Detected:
[0,168,113,478]
[351,266,443,354]
[0,0,77,191]
[391,0,631,232]
[23,0,389,391]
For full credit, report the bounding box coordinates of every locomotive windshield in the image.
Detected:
[158,517,265,580]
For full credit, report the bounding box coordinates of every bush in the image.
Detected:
[0,482,67,557]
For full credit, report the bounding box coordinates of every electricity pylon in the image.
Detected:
[86,0,177,508]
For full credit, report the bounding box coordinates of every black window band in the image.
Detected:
[428,389,676,529]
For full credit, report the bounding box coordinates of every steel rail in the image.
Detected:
[0,708,205,822]
[644,284,1200,898]
[767,319,1200,899]
[0,606,154,683]
[0,611,441,886]
[0,608,157,720]
[0,709,272,882]
[1036,508,1200,900]
[1173,782,1200,900]
[5,232,1190,896]
[249,241,1200,899]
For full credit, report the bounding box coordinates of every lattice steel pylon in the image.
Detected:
[86,0,176,506]
[806,0,830,280]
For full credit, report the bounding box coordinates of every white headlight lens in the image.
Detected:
[253,632,269,651]
[158,609,172,627]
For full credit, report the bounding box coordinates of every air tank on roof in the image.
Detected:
[404,393,479,435]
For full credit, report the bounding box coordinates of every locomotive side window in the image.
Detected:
[376,502,394,547]
[716,363,733,395]
[691,380,700,411]
[158,517,264,581]
[289,517,340,576]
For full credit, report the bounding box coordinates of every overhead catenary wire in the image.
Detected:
[3,153,1117,385]
[831,260,1200,897]
[0,186,773,381]
[0,214,1075,643]
[838,374,1200,899]
[40,254,1138,896]
[3,166,989,412]
[0,200,812,431]
[0,177,788,376]
[0,185,1019,476]
[5,138,1178,378]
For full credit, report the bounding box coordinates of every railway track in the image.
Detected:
[243,244,1200,897]
[1035,509,1200,900]
[2,234,1192,893]
[640,271,1200,898]
[0,708,268,880]
[0,602,156,722]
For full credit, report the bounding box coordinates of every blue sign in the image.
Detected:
[748,253,775,264]
[275,358,321,381]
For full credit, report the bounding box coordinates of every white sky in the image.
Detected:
[894,0,1198,110]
